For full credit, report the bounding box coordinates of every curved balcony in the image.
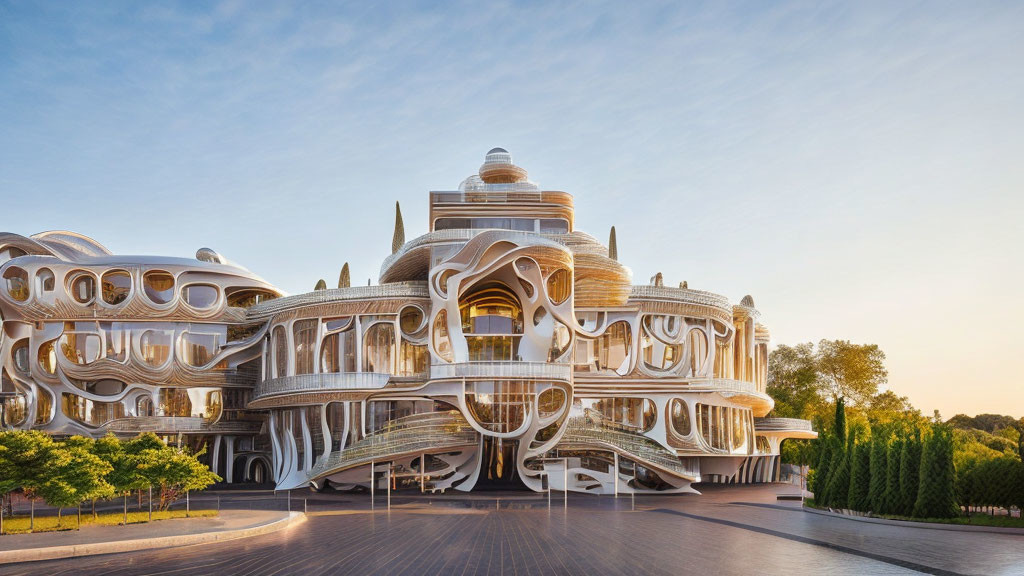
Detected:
[557,412,700,481]
[754,417,816,438]
[249,372,391,409]
[429,361,572,382]
[246,282,429,321]
[103,416,262,434]
[380,228,571,284]
[309,411,478,480]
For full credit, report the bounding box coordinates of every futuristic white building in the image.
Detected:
[0,149,814,494]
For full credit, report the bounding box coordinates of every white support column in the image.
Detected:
[299,408,313,473]
[211,434,222,477]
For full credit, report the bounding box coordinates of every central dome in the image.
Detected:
[480,147,528,184]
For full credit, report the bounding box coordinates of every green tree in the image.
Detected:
[914,425,960,518]
[810,431,833,503]
[881,437,903,515]
[767,343,822,419]
[847,439,872,511]
[37,438,113,525]
[132,435,220,511]
[834,397,847,447]
[868,431,888,512]
[0,430,59,521]
[899,429,922,516]
[826,433,854,509]
[817,340,887,406]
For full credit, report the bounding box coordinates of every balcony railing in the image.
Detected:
[558,410,700,480]
[628,285,732,310]
[429,361,572,382]
[309,411,478,479]
[754,417,814,432]
[103,416,262,434]
[253,372,391,401]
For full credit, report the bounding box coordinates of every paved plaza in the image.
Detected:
[3,485,1022,576]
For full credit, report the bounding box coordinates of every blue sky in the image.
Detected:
[2,1,1022,418]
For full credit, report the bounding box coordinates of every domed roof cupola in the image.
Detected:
[479,147,529,184]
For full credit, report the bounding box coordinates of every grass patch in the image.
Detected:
[805,501,1024,528]
[1,509,217,535]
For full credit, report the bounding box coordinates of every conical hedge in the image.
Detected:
[608,226,618,261]
[868,432,888,512]
[812,432,833,502]
[899,430,922,516]
[847,439,871,511]
[913,425,959,518]
[881,437,903,515]
[826,434,853,509]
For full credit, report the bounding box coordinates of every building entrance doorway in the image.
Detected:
[476,437,525,489]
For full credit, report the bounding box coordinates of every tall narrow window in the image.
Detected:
[293,320,317,375]
[273,326,288,378]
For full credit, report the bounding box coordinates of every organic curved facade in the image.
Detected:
[0,149,814,494]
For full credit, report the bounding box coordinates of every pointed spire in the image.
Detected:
[608,226,618,261]
[392,201,405,254]
[314,279,327,291]
[338,262,350,289]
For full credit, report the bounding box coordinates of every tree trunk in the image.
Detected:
[57,507,62,526]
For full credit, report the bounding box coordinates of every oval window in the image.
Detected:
[399,306,425,335]
[12,340,30,373]
[143,271,175,304]
[38,340,57,374]
[3,266,29,301]
[537,387,565,417]
[670,398,691,437]
[68,272,96,304]
[184,284,219,309]
[36,268,55,293]
[139,330,173,367]
[546,269,571,305]
[101,270,132,305]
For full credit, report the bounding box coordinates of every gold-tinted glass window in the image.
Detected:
[101,270,132,305]
[34,388,53,425]
[670,398,691,437]
[363,322,395,374]
[3,266,29,301]
[182,332,220,367]
[398,341,427,377]
[227,289,277,309]
[537,387,565,417]
[38,340,57,374]
[465,380,530,433]
[545,268,571,305]
[139,329,173,367]
[143,271,175,304]
[293,319,317,375]
[60,329,102,365]
[399,306,425,335]
[159,388,191,417]
[432,310,453,362]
